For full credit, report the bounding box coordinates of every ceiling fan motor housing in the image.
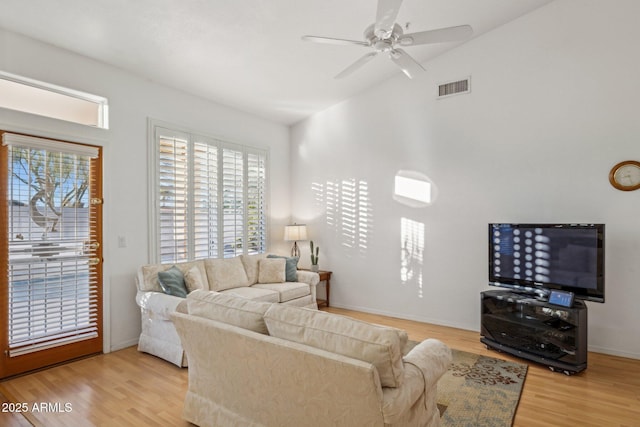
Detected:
[365,23,403,52]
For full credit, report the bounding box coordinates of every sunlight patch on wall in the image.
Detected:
[393,170,436,208]
[400,217,425,298]
[341,179,357,250]
[312,178,372,257]
[357,180,371,255]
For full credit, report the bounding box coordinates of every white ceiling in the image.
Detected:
[0,0,553,125]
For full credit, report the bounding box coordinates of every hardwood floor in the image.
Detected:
[1,307,638,426]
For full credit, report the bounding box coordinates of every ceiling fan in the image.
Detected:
[302,0,473,79]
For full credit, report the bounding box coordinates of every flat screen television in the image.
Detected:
[488,223,605,303]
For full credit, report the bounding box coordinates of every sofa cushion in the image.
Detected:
[267,254,299,281]
[186,290,272,334]
[184,265,206,293]
[258,258,286,284]
[204,257,250,291]
[240,253,268,285]
[220,287,280,303]
[252,282,310,302]
[264,304,405,388]
[157,266,188,298]
[280,294,316,308]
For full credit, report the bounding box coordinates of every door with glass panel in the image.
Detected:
[0,132,102,378]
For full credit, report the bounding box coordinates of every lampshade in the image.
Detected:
[284,224,308,241]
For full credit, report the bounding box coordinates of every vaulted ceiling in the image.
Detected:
[0,0,553,125]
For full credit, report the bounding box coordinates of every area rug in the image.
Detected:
[405,342,528,427]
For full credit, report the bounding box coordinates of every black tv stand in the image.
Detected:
[481,290,588,375]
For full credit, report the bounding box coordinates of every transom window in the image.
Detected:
[150,123,268,263]
[0,71,109,129]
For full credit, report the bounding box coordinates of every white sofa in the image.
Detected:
[172,290,452,427]
[135,254,319,366]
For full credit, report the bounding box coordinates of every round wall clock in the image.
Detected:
[609,160,640,191]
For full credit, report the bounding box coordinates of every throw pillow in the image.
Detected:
[267,254,299,281]
[157,266,188,298]
[258,258,286,283]
[204,257,250,291]
[240,253,267,285]
[184,265,206,293]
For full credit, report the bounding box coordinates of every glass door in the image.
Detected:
[1,132,102,378]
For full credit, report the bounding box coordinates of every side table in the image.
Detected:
[300,269,333,308]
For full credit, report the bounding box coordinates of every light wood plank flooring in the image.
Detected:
[1,307,638,427]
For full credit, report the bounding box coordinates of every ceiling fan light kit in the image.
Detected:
[302,0,473,79]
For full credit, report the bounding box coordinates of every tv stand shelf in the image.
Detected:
[480,290,588,375]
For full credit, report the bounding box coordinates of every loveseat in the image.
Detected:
[135,254,319,366]
[171,290,452,427]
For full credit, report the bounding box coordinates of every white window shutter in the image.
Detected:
[157,132,189,263]
[153,124,268,263]
[246,151,267,254]
[222,147,244,258]
[193,141,219,259]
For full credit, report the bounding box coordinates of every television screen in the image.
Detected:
[489,223,605,302]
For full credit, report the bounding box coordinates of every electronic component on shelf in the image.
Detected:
[548,290,575,308]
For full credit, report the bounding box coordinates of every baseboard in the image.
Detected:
[328,302,479,333]
[587,345,640,360]
[108,338,139,353]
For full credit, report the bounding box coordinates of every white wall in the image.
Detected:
[0,29,291,351]
[290,0,640,359]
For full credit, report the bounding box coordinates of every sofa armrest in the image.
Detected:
[403,339,452,389]
[296,270,319,286]
[380,339,451,423]
[136,290,185,321]
[295,270,319,301]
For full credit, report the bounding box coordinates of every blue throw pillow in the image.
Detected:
[157,266,188,298]
[267,255,299,281]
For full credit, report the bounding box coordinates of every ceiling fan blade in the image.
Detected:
[335,52,378,79]
[302,35,370,47]
[375,0,403,39]
[389,48,425,79]
[398,25,473,46]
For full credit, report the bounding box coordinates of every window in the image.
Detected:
[0,71,109,129]
[150,124,268,263]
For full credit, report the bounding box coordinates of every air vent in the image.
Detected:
[438,77,471,99]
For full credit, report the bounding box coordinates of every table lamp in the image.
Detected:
[284,224,307,257]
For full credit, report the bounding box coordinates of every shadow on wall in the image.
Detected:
[311,177,429,299]
[312,178,372,259]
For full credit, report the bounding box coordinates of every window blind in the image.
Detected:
[4,134,101,357]
[153,126,268,263]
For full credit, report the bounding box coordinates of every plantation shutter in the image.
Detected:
[193,140,219,259]
[157,130,189,263]
[153,125,268,263]
[222,148,244,258]
[2,133,101,357]
[246,151,267,255]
